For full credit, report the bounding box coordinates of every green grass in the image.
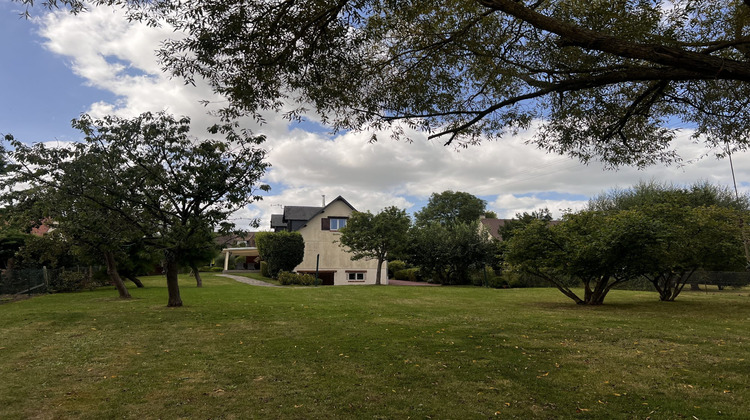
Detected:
[228,271,282,286]
[1,275,748,419]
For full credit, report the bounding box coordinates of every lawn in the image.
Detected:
[1,274,748,419]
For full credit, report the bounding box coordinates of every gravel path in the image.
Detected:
[218,274,282,287]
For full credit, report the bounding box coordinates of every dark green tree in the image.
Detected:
[163,0,750,166]
[6,112,269,306]
[505,209,660,305]
[255,231,305,278]
[17,0,750,167]
[408,221,494,285]
[415,191,487,227]
[338,206,411,285]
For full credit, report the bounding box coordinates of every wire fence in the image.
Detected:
[0,266,105,296]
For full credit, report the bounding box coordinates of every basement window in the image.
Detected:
[347,272,365,282]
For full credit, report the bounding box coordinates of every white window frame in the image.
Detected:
[330,218,347,231]
[347,271,366,282]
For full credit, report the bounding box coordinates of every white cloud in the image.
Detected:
[34,6,750,231]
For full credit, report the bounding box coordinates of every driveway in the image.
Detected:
[388,279,441,286]
[218,274,282,287]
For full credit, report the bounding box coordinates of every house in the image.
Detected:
[479,217,507,240]
[218,233,261,270]
[270,196,387,285]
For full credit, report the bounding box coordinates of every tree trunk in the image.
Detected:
[103,251,131,299]
[126,275,145,288]
[164,250,183,307]
[375,258,383,285]
[190,262,203,288]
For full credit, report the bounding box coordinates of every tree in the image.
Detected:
[408,221,495,285]
[506,182,749,304]
[497,208,553,241]
[505,209,660,305]
[18,0,750,167]
[0,232,29,270]
[255,231,305,278]
[338,206,411,285]
[588,182,749,300]
[6,112,269,306]
[415,191,487,227]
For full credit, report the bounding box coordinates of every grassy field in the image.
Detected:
[1,275,748,419]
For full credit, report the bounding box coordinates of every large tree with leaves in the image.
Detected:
[6,112,268,306]
[415,191,487,227]
[338,206,411,285]
[15,0,750,166]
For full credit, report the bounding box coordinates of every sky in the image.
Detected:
[2,1,749,231]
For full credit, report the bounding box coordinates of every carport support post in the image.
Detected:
[315,254,320,286]
[223,251,231,271]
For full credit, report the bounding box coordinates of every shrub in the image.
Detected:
[48,270,92,293]
[198,266,213,272]
[470,266,495,286]
[255,231,305,278]
[210,266,224,272]
[260,261,270,278]
[395,268,421,282]
[277,271,316,286]
[487,275,509,288]
[388,260,406,278]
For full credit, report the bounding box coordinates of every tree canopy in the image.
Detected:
[415,190,487,226]
[5,112,269,306]
[15,0,750,166]
[255,231,305,278]
[338,206,411,285]
[505,182,749,304]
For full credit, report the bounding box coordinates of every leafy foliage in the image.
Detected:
[5,112,269,306]
[408,221,495,285]
[505,182,749,304]
[415,191,487,227]
[277,271,316,286]
[255,231,305,278]
[338,206,410,284]
[16,0,750,165]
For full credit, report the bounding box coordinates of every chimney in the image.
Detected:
[322,195,326,206]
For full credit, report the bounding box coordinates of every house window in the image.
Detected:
[347,272,365,282]
[329,218,347,231]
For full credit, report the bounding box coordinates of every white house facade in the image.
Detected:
[271,196,387,285]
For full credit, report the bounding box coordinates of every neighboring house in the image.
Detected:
[479,217,507,240]
[219,233,261,271]
[270,196,387,285]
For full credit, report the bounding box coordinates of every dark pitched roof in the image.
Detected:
[270,214,286,229]
[273,196,358,231]
[480,218,508,240]
[283,206,323,222]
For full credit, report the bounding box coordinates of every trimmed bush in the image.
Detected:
[255,231,305,278]
[387,260,406,278]
[260,261,270,278]
[210,266,224,272]
[277,271,316,286]
[198,266,213,272]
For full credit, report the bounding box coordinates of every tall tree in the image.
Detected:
[6,112,269,306]
[19,0,750,166]
[408,221,495,285]
[415,191,487,226]
[338,206,411,285]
